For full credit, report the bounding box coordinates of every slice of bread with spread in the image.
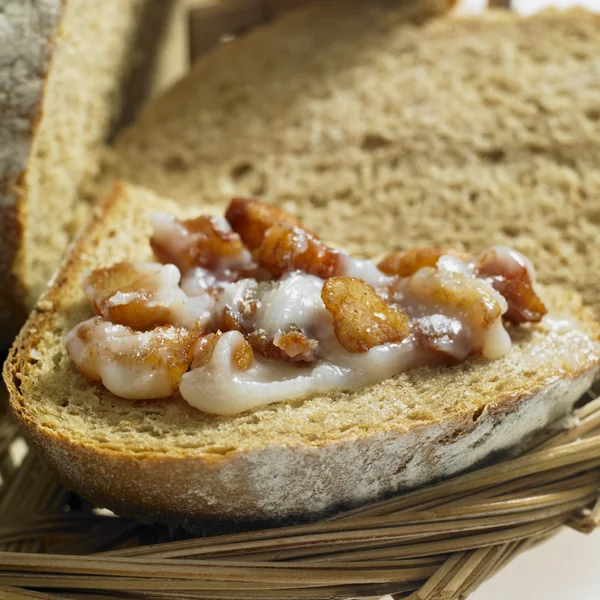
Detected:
[113,6,600,323]
[0,0,179,345]
[4,182,599,525]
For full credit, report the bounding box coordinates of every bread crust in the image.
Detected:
[9,370,598,525]
[4,182,600,523]
[0,0,64,345]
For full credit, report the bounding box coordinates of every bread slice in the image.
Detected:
[0,0,180,344]
[113,6,600,325]
[4,181,599,524]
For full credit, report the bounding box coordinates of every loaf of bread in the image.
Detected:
[113,6,600,322]
[4,181,599,524]
[0,0,180,345]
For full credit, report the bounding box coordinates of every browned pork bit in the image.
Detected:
[477,248,547,324]
[225,197,304,249]
[84,262,172,331]
[258,223,342,279]
[247,329,318,364]
[151,215,246,271]
[378,247,446,277]
[321,276,410,353]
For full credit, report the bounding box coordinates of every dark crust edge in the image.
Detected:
[0,0,68,344]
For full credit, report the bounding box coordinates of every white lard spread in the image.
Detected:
[65,206,535,416]
[179,255,512,415]
[65,319,185,399]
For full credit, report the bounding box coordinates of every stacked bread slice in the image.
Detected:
[0,0,182,344]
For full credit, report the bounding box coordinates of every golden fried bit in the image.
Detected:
[191,332,222,369]
[108,294,171,332]
[84,262,172,331]
[151,215,246,271]
[219,306,245,333]
[321,276,410,353]
[232,337,254,371]
[477,249,547,324]
[258,223,342,279]
[273,329,318,361]
[85,262,145,310]
[378,247,446,277]
[137,327,198,392]
[246,329,317,364]
[225,198,304,249]
[405,268,502,330]
[85,262,143,303]
[217,287,261,334]
[66,318,198,397]
[246,330,280,361]
[190,331,253,371]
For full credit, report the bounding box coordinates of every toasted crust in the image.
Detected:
[10,373,599,527]
[4,182,600,523]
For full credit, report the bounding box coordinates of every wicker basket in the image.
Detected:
[1,379,599,599]
[2,1,599,599]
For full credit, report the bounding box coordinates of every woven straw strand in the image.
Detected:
[0,386,598,599]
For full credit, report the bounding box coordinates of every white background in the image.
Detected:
[383,1,600,599]
[471,528,600,599]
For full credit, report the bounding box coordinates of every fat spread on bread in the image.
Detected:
[65,199,547,415]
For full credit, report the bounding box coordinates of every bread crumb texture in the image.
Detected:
[115,6,600,319]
